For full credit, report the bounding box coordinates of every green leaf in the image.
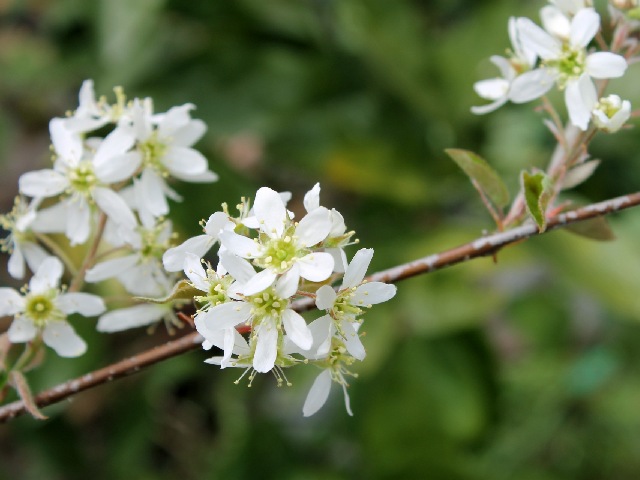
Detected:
[445,148,510,208]
[521,171,553,232]
[564,216,616,241]
[137,279,199,304]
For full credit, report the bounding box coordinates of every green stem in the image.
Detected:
[33,233,78,277]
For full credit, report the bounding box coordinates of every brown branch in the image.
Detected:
[2,191,640,422]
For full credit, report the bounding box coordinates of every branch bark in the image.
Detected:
[2,191,639,422]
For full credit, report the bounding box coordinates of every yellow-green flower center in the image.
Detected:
[68,161,98,195]
[548,45,586,88]
[249,288,287,318]
[139,132,168,175]
[24,291,63,327]
[257,228,306,274]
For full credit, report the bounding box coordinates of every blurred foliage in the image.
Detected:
[1,0,640,479]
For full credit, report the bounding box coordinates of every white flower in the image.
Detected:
[591,94,631,133]
[195,260,312,373]
[472,18,538,114]
[220,186,334,296]
[18,119,141,245]
[85,218,175,297]
[0,197,51,279]
[303,183,355,273]
[0,257,105,357]
[513,8,628,130]
[131,101,218,218]
[162,211,234,272]
[62,80,128,133]
[314,249,396,360]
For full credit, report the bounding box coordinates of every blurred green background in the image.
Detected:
[1,0,640,479]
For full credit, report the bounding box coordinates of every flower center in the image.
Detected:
[195,273,233,309]
[548,45,586,87]
[68,161,98,195]
[138,223,171,261]
[139,132,169,175]
[24,291,63,327]
[257,229,305,274]
[249,288,288,318]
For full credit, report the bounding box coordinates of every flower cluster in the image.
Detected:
[1,80,217,355]
[473,1,633,132]
[173,185,396,416]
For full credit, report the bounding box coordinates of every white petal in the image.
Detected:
[30,202,67,234]
[197,302,252,331]
[296,207,332,247]
[29,256,63,293]
[340,319,366,361]
[7,247,25,279]
[219,230,261,258]
[565,76,593,131]
[297,252,334,282]
[0,288,25,316]
[42,322,87,357]
[240,269,277,296]
[540,6,571,40]
[50,118,83,163]
[157,103,195,137]
[57,292,106,316]
[218,251,256,285]
[183,253,209,292]
[274,264,300,299]
[517,17,561,60]
[315,285,337,310]
[352,282,397,306]
[204,211,232,238]
[253,322,278,373]
[585,52,627,79]
[94,152,142,184]
[168,169,218,183]
[570,8,599,48]
[138,168,169,217]
[254,187,287,239]
[118,262,171,298]
[8,317,37,343]
[65,198,91,246]
[93,125,136,168]
[471,97,509,115]
[302,369,332,417]
[163,234,215,272]
[303,183,321,212]
[282,309,312,350]
[85,254,138,282]
[19,170,68,198]
[509,68,555,103]
[21,243,51,274]
[171,119,207,147]
[327,247,347,274]
[473,78,510,101]
[97,304,167,332]
[163,146,208,176]
[93,187,136,229]
[342,248,373,289]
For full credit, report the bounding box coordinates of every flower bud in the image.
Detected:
[592,95,631,133]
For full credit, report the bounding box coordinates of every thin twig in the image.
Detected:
[1,191,640,422]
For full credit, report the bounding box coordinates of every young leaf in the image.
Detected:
[562,159,600,190]
[564,216,615,241]
[445,149,510,208]
[521,171,553,232]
